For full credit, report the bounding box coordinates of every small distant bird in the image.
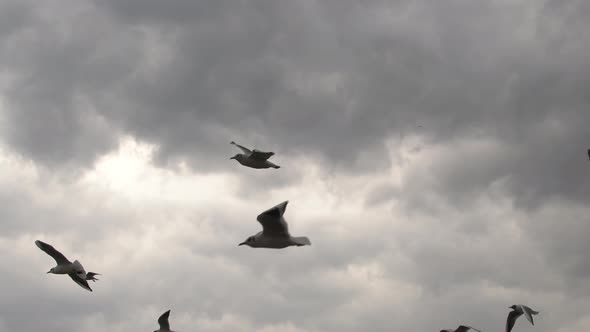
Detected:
[506,304,539,332]
[229,141,280,169]
[239,200,311,249]
[587,149,590,160]
[35,240,100,292]
[154,309,175,332]
[441,325,482,332]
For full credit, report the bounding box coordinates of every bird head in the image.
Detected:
[509,305,516,309]
[230,154,241,161]
[238,236,256,247]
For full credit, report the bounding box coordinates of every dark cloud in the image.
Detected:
[1,0,590,331]
[1,0,588,204]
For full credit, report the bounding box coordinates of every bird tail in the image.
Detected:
[86,272,101,281]
[293,237,311,246]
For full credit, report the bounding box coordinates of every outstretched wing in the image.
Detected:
[256,201,290,236]
[521,305,537,325]
[158,310,171,330]
[231,141,252,155]
[250,149,275,161]
[35,240,70,265]
[506,310,522,332]
[68,272,93,292]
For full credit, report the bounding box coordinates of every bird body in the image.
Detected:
[506,304,539,332]
[239,201,311,249]
[35,240,99,292]
[230,141,280,169]
[244,231,311,249]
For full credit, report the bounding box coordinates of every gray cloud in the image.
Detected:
[1,0,590,331]
[1,0,588,203]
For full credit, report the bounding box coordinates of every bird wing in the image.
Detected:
[256,201,290,236]
[250,149,275,161]
[521,305,536,325]
[68,272,93,292]
[231,141,252,155]
[158,310,171,330]
[506,310,522,332]
[35,240,71,265]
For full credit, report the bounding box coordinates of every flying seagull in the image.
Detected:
[230,141,280,169]
[35,240,100,292]
[506,304,539,332]
[441,325,482,332]
[239,200,311,249]
[154,310,175,332]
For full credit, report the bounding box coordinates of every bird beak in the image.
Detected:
[238,242,246,246]
[230,156,235,160]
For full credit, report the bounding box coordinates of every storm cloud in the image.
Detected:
[0,0,589,331]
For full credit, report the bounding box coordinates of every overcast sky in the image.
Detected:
[0,0,589,331]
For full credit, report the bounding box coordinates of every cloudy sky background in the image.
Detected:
[0,0,589,331]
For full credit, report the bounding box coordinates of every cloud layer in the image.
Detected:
[0,0,589,331]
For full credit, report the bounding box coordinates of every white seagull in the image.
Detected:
[239,201,311,249]
[506,304,539,332]
[154,309,175,332]
[35,240,100,292]
[441,325,482,332]
[229,141,280,169]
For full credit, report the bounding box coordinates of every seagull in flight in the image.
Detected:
[239,200,311,249]
[441,325,482,332]
[35,240,100,292]
[506,304,539,332]
[154,309,175,332]
[230,141,280,169]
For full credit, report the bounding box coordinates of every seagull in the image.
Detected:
[154,309,175,332]
[506,304,539,332]
[230,141,280,169]
[35,240,100,292]
[441,325,482,332]
[239,200,311,249]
